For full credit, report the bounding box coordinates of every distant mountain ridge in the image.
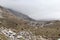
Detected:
[0,5,60,27]
[8,9,36,21]
[0,6,47,27]
[0,6,35,21]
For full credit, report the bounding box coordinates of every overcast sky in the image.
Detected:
[0,0,60,20]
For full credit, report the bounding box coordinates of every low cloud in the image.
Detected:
[0,0,60,20]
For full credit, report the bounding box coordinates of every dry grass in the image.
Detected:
[0,34,8,40]
[0,18,60,39]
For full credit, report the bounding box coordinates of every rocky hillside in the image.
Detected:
[0,6,60,40]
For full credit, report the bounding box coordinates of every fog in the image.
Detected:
[0,0,60,20]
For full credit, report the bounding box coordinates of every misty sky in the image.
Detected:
[0,0,60,20]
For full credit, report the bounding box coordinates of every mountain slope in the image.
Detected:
[0,6,60,40]
[8,9,35,21]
